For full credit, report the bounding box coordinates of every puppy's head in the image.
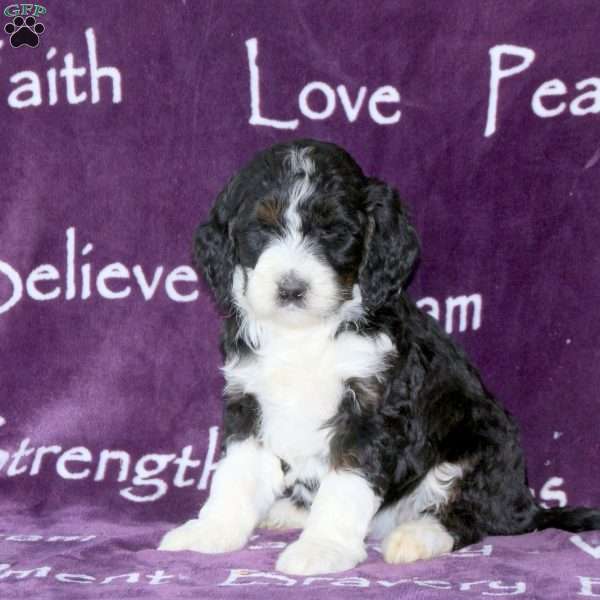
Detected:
[195,139,419,329]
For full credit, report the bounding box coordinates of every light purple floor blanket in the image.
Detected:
[1,507,600,599]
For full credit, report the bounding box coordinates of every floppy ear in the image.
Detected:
[359,178,420,311]
[194,179,241,311]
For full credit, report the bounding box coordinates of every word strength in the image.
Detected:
[0,228,482,333]
[0,420,220,503]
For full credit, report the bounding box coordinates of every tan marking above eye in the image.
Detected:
[256,198,285,226]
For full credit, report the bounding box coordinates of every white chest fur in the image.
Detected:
[223,323,395,474]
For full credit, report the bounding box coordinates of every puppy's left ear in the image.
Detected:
[194,178,241,312]
[359,178,420,311]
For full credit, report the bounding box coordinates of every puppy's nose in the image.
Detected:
[277,274,308,305]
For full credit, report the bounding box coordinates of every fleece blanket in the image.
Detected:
[1,1,599,598]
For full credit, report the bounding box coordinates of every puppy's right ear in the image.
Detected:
[194,180,240,311]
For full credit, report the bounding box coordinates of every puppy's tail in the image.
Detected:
[533,506,600,533]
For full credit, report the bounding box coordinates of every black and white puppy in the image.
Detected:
[159,138,600,575]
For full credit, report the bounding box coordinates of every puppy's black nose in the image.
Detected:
[277,274,308,305]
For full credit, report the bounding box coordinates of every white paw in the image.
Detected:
[382,517,454,564]
[158,517,249,554]
[276,536,366,575]
[260,498,308,530]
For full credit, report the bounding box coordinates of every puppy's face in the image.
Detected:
[195,140,419,332]
[230,149,366,328]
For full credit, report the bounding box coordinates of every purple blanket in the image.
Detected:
[1,1,599,597]
[1,508,600,598]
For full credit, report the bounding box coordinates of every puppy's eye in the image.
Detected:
[317,222,352,239]
[240,225,269,247]
[318,222,334,234]
[232,224,273,268]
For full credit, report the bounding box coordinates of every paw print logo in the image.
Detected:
[4,15,45,48]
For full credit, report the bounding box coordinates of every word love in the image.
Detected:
[0,227,198,314]
[486,44,600,136]
[246,38,401,129]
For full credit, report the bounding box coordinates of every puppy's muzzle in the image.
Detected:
[277,273,308,306]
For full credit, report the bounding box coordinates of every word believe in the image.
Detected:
[0,227,199,313]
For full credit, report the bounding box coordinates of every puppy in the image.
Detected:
[159,138,600,575]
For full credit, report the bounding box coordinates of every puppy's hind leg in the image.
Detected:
[382,514,454,564]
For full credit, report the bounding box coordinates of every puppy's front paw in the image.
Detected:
[158,517,249,554]
[276,536,366,575]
